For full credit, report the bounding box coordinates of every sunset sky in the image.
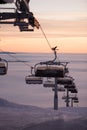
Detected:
[0,0,87,53]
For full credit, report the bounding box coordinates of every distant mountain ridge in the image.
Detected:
[0,98,41,110]
[0,98,25,108]
[0,52,16,54]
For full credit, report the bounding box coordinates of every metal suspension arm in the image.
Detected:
[15,0,30,13]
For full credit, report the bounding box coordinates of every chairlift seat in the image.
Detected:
[43,81,55,87]
[57,77,73,85]
[68,88,78,93]
[72,97,78,100]
[62,96,66,99]
[64,99,70,103]
[62,95,68,99]
[0,62,7,75]
[35,66,65,77]
[64,84,76,89]
[74,100,79,103]
[52,86,65,92]
[25,75,42,84]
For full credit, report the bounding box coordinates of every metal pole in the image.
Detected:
[71,98,73,107]
[66,88,69,107]
[54,78,58,110]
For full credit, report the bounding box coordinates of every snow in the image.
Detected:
[0,98,87,130]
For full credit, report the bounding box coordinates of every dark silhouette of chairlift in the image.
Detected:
[25,47,68,85]
[43,78,65,91]
[0,0,40,31]
[69,88,78,93]
[64,99,70,103]
[25,46,79,109]
[43,80,55,87]
[62,81,78,107]
[0,58,8,75]
[64,83,78,93]
[35,66,65,77]
[64,96,79,107]
[62,94,78,100]
[25,66,43,84]
[73,98,79,103]
[70,96,79,107]
[25,75,43,84]
[57,76,74,85]
[64,82,76,89]
[72,96,78,101]
[52,86,65,92]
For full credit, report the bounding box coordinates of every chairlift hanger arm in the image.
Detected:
[35,46,58,66]
[34,47,69,68]
[58,62,69,67]
[51,46,57,62]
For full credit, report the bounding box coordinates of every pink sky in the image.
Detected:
[0,18,87,53]
[0,0,87,53]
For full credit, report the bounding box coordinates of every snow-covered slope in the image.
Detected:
[0,98,87,130]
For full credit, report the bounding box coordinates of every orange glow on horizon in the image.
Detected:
[0,18,87,53]
[0,36,87,53]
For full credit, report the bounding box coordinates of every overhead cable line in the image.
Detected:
[39,24,60,62]
[39,25,52,50]
[0,48,32,68]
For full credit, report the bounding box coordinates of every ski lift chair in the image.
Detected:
[64,83,76,89]
[68,88,78,93]
[43,80,55,87]
[72,97,78,100]
[72,96,79,103]
[74,99,79,103]
[52,86,65,92]
[62,95,67,99]
[64,99,70,103]
[35,65,65,77]
[25,75,43,84]
[57,77,73,85]
[0,58,8,75]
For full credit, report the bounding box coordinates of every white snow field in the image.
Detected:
[0,98,87,130]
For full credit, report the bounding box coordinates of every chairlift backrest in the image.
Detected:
[0,59,8,75]
[52,86,65,92]
[35,65,65,77]
[43,80,55,87]
[68,88,78,93]
[25,75,43,84]
[74,100,79,103]
[62,96,66,99]
[64,83,76,89]
[57,77,73,85]
[64,99,70,103]
[72,97,78,100]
